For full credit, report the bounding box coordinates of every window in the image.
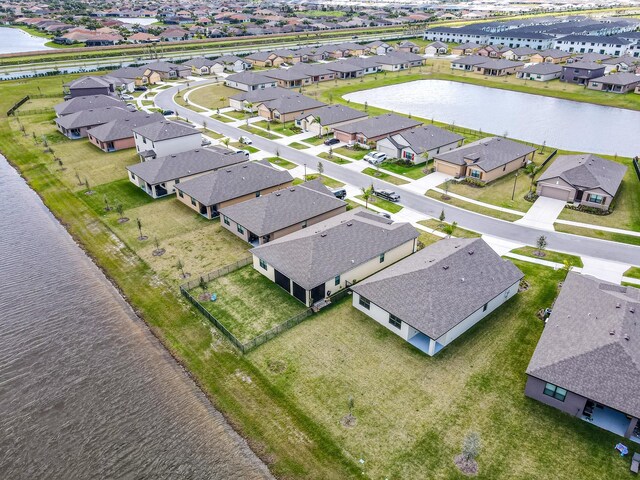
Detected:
[259,258,267,270]
[131,173,136,180]
[543,383,567,402]
[483,303,488,312]
[389,314,401,329]
[190,198,196,207]
[255,191,261,197]
[334,275,340,286]
[586,194,604,204]
[379,253,385,263]
[302,220,308,228]
[223,216,230,226]
[470,170,482,179]
[178,191,184,198]
[237,224,244,234]
[175,178,180,184]
[359,296,370,310]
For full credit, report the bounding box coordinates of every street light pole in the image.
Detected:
[304,163,307,182]
[512,172,519,201]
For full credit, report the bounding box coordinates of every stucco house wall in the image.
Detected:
[133,132,202,158]
[466,152,531,182]
[88,134,135,152]
[525,376,588,416]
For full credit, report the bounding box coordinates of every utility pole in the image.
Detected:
[511,172,519,201]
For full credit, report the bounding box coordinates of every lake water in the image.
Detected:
[0,26,52,54]
[116,17,158,26]
[0,156,272,479]
[344,79,640,157]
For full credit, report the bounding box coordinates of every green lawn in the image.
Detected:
[248,262,635,479]
[418,219,480,238]
[303,136,330,146]
[185,83,237,110]
[267,157,297,170]
[293,174,344,189]
[239,125,280,140]
[318,152,351,164]
[333,146,369,161]
[191,265,307,343]
[380,161,429,180]
[254,120,300,137]
[211,113,234,123]
[510,246,584,268]
[554,223,640,247]
[362,167,410,186]
[223,110,250,120]
[81,179,153,215]
[355,194,403,214]
[228,141,259,153]
[289,141,310,150]
[624,267,640,279]
[426,190,522,222]
[417,230,442,248]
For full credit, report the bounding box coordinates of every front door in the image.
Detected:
[575,190,584,202]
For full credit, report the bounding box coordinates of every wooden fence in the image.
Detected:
[180,256,252,290]
[633,157,640,182]
[7,96,29,116]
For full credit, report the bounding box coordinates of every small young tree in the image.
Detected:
[103,195,111,212]
[317,161,324,179]
[275,148,280,159]
[136,217,144,240]
[116,203,125,220]
[439,209,446,223]
[223,137,230,149]
[442,221,458,238]
[462,431,481,462]
[328,146,333,159]
[536,235,547,257]
[443,179,452,198]
[84,178,91,193]
[176,259,186,278]
[199,276,207,292]
[360,185,374,209]
[75,171,82,186]
[364,101,368,112]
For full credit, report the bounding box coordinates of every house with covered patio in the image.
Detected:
[352,238,523,355]
[526,273,640,444]
[587,72,640,93]
[87,112,163,152]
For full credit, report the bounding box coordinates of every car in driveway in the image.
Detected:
[162,109,174,116]
[238,136,252,145]
[324,138,339,146]
[330,188,347,200]
[134,86,147,92]
[121,94,134,100]
[201,138,212,146]
[235,149,250,158]
[364,151,387,165]
[374,189,400,202]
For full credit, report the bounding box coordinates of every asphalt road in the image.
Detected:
[156,83,640,265]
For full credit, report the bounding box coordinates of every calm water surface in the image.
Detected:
[0,156,272,479]
[344,79,640,157]
[0,27,52,54]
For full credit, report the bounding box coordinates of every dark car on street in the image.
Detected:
[324,138,339,146]
[374,189,400,202]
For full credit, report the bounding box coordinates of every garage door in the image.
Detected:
[539,184,572,202]
[435,161,462,177]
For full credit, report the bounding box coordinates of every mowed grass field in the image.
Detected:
[249,262,632,479]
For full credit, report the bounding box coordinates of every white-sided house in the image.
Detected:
[376,125,464,165]
[224,72,277,92]
[351,238,523,356]
[132,120,202,159]
[250,208,419,307]
[425,41,449,56]
[294,104,368,136]
[516,63,563,81]
[126,148,247,198]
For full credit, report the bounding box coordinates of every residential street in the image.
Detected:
[155,83,640,265]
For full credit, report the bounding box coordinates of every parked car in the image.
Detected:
[324,138,339,146]
[125,103,137,111]
[201,138,212,146]
[330,188,347,200]
[364,151,387,165]
[120,94,134,100]
[134,86,148,92]
[378,212,392,219]
[162,109,174,116]
[374,189,400,202]
[238,136,252,145]
[235,149,250,158]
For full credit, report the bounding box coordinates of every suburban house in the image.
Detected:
[262,69,313,89]
[224,72,278,91]
[375,52,425,71]
[295,46,328,62]
[376,125,464,164]
[425,41,448,55]
[326,42,369,58]
[245,51,287,68]
[433,137,536,181]
[325,61,365,79]
[219,180,347,245]
[183,57,224,76]
[516,63,563,81]
[396,40,420,53]
[55,106,131,139]
[352,238,523,356]
[132,120,202,159]
[215,55,251,72]
[536,154,627,210]
[87,112,164,152]
[294,104,368,136]
[587,72,640,93]
[501,46,538,61]
[525,273,640,443]
[367,40,394,55]
[473,59,524,76]
[256,95,326,123]
[554,34,633,56]
[127,148,247,198]
[574,52,612,63]
[343,56,383,75]
[63,76,115,99]
[332,114,422,147]
[287,63,337,83]
[141,61,191,82]
[530,49,573,64]
[250,208,419,307]
[478,45,508,58]
[54,95,124,117]
[174,160,293,219]
[451,42,483,56]
[560,62,607,84]
[603,55,640,73]
[228,87,291,112]
[450,55,489,71]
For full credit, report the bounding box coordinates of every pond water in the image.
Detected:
[344,79,640,157]
[0,27,52,54]
[116,17,158,26]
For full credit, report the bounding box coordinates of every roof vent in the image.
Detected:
[320,233,327,237]
[631,307,636,313]
[624,334,630,341]
[443,265,449,270]
[616,303,621,308]
[468,250,474,255]
[242,164,248,168]
[609,329,616,335]
[171,155,176,158]
[275,193,281,196]
[346,222,353,226]
[290,188,296,192]
[194,149,199,152]
[461,277,465,282]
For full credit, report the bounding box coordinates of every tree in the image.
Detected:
[136,217,144,240]
[317,161,324,179]
[103,195,111,212]
[536,235,547,257]
[223,137,230,149]
[199,276,207,292]
[439,209,446,223]
[364,101,368,112]
[116,203,124,220]
[442,221,458,238]
[523,162,540,192]
[443,179,452,198]
[328,146,333,159]
[360,185,374,209]
[176,259,186,278]
[84,177,90,192]
[461,431,481,462]
[275,148,280,159]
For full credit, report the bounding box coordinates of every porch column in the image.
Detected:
[428,337,436,356]
[625,417,638,439]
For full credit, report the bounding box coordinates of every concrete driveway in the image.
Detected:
[515,197,566,231]
[404,171,452,194]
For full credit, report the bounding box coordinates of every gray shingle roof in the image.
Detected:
[176,160,293,207]
[535,49,571,59]
[183,56,218,68]
[325,61,364,74]
[387,125,463,155]
[376,51,425,64]
[218,180,346,236]
[55,106,131,130]
[538,154,627,196]
[288,62,335,77]
[229,86,291,103]
[261,68,311,82]
[590,72,640,86]
[352,238,523,339]
[451,55,488,66]
[259,95,325,114]
[295,104,367,125]
[132,120,200,142]
[65,75,112,90]
[250,207,419,290]
[435,137,535,172]
[476,59,525,70]
[86,112,164,142]
[333,114,421,139]
[143,61,190,74]
[526,273,640,418]
[127,148,247,184]
[564,61,605,71]
[226,71,275,86]
[54,95,124,116]
[520,63,563,75]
